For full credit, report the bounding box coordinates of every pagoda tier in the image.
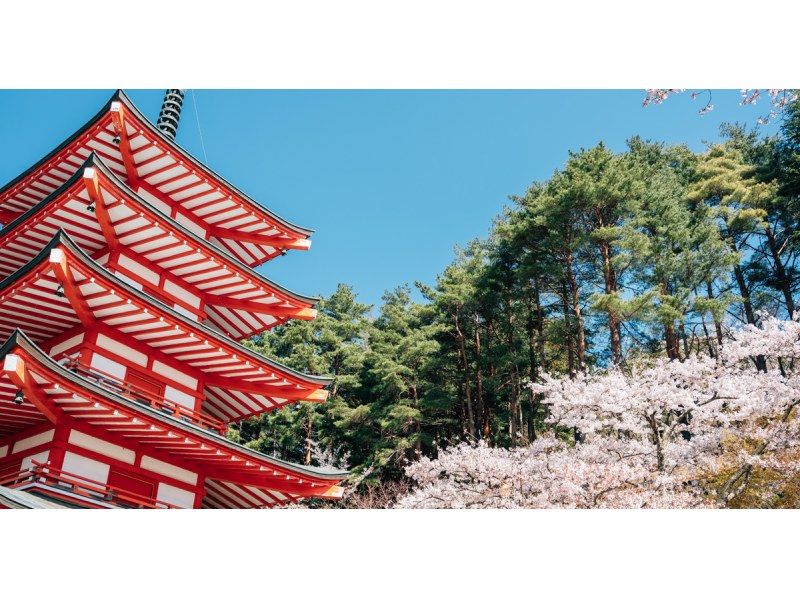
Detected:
[0,232,330,426]
[0,154,318,339]
[0,330,345,508]
[0,90,311,267]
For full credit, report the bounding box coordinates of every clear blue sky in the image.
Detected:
[0,90,780,310]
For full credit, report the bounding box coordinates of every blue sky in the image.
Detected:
[0,90,780,310]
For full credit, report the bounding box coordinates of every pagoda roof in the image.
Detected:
[0,329,346,507]
[0,485,72,509]
[0,90,312,267]
[0,154,319,339]
[0,231,333,423]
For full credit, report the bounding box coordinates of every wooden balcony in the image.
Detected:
[64,359,227,435]
[0,461,181,509]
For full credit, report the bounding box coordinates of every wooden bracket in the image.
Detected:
[110,102,139,187]
[3,353,59,424]
[49,248,95,328]
[83,168,119,251]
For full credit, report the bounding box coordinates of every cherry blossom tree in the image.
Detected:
[396,437,704,508]
[643,89,798,123]
[398,315,800,508]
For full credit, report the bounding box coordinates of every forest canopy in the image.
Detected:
[237,99,800,508]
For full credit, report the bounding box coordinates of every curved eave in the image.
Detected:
[0,93,117,209]
[0,89,315,238]
[116,90,314,237]
[0,153,320,308]
[0,486,72,509]
[0,329,348,481]
[0,231,333,387]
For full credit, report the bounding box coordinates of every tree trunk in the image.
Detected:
[699,313,715,358]
[454,310,476,439]
[599,240,623,364]
[664,323,680,360]
[525,283,542,441]
[507,297,520,448]
[565,255,586,370]
[474,315,486,440]
[706,279,724,349]
[486,360,496,446]
[679,321,689,360]
[733,264,757,323]
[534,277,546,372]
[764,224,795,317]
[731,245,767,372]
[560,279,576,376]
[410,385,422,454]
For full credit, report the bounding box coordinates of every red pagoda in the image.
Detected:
[0,90,346,509]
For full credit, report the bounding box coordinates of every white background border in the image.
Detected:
[2,1,799,595]
[1,1,797,88]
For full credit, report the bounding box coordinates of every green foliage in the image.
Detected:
[233,118,800,499]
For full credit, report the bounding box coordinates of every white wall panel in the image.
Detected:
[164,279,201,308]
[165,385,196,409]
[12,429,55,454]
[62,452,110,486]
[90,353,127,381]
[96,333,147,367]
[68,430,136,465]
[48,333,85,357]
[156,482,195,508]
[152,360,198,390]
[140,455,198,485]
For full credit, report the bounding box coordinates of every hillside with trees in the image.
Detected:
[236,99,800,508]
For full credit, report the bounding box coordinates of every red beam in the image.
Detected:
[3,352,59,424]
[208,227,311,250]
[210,296,316,320]
[84,170,119,252]
[110,102,139,186]
[203,373,328,401]
[49,247,95,327]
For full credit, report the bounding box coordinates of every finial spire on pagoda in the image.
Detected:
[156,89,185,140]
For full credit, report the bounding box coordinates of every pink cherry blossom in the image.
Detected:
[644,88,797,123]
[400,315,800,508]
